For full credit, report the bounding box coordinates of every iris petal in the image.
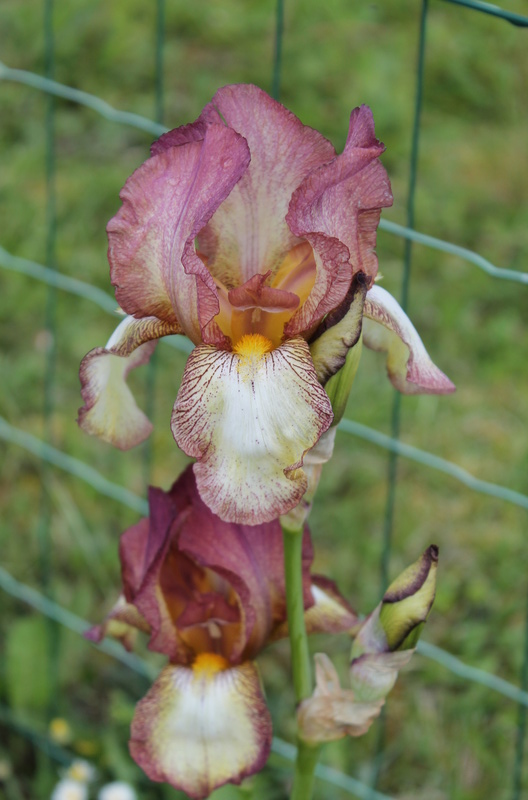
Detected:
[171,337,333,524]
[130,661,272,800]
[77,315,181,450]
[196,84,336,288]
[108,123,250,344]
[285,105,393,337]
[363,285,455,394]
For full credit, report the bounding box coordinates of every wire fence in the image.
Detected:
[1,0,527,798]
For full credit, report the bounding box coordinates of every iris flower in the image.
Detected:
[88,465,357,799]
[78,85,454,524]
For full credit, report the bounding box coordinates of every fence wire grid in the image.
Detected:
[1,1,527,799]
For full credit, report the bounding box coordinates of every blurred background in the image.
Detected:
[1,0,527,798]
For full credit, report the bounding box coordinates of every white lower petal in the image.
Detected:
[130,660,271,799]
[363,285,455,394]
[172,337,333,524]
[78,315,180,450]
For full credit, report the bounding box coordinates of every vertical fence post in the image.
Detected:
[38,0,60,728]
[142,0,166,487]
[512,580,528,798]
[272,0,284,101]
[370,1,430,792]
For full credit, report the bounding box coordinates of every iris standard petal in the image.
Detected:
[108,123,250,343]
[196,84,336,288]
[363,284,455,394]
[77,315,181,449]
[171,337,333,524]
[285,105,393,338]
[129,658,272,800]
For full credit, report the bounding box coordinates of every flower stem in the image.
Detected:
[282,523,321,800]
[282,524,312,702]
[290,740,322,800]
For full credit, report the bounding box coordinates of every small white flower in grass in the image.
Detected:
[64,760,97,783]
[98,781,137,800]
[50,778,88,800]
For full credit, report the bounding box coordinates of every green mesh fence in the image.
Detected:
[1,1,527,798]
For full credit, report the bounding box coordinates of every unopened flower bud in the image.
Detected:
[349,545,438,702]
[378,544,438,651]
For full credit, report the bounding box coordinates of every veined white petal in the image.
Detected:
[130,660,271,799]
[172,337,333,524]
[363,285,455,394]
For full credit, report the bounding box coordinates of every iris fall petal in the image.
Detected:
[172,337,333,523]
[78,315,180,449]
[363,285,456,394]
[130,660,271,800]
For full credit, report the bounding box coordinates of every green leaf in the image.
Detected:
[5,616,53,712]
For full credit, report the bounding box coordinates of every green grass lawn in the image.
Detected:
[1,1,527,798]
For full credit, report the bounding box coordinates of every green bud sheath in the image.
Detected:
[379,545,438,651]
[325,336,363,426]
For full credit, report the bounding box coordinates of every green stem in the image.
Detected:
[282,524,321,800]
[282,524,312,702]
[290,740,322,800]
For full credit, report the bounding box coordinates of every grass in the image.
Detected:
[1,0,527,798]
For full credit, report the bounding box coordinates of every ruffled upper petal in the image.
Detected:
[108,123,250,343]
[285,105,393,337]
[172,337,334,524]
[77,315,181,450]
[118,490,192,663]
[363,285,455,394]
[130,660,272,799]
[196,84,336,289]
